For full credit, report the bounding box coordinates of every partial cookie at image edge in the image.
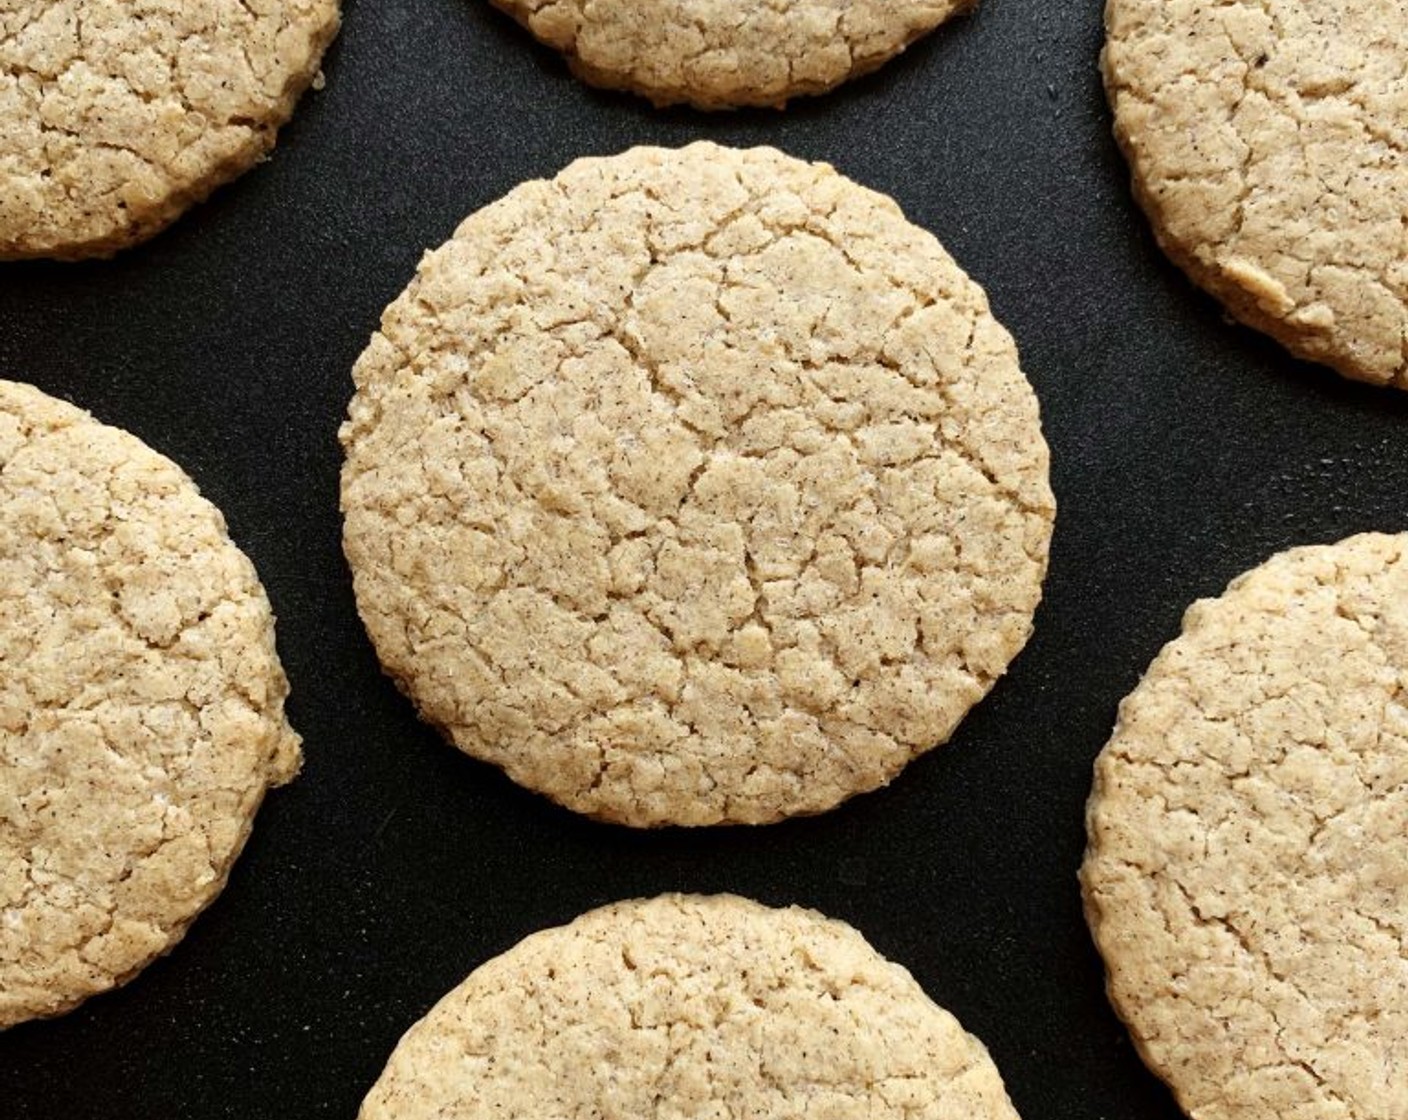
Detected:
[0,0,341,260]
[486,0,977,109]
[359,893,1024,1120]
[1101,0,1408,388]
[0,379,301,1028]
[1081,531,1408,1120]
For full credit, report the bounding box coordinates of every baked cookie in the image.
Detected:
[340,142,1054,827]
[0,380,301,1029]
[1103,0,1408,387]
[1082,533,1408,1120]
[360,893,1023,1120]
[489,0,974,109]
[0,0,340,260]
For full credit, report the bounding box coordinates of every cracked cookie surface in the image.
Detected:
[359,893,1023,1120]
[0,0,340,259]
[1104,0,1408,386]
[0,380,301,1029]
[340,142,1054,828]
[489,0,974,108]
[1081,533,1408,1120]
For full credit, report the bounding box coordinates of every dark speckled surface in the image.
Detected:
[1,1,1405,1116]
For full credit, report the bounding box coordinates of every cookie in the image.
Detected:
[1081,533,1408,1120]
[1103,0,1408,387]
[489,0,974,109]
[0,0,340,260]
[0,380,301,1029]
[360,893,1023,1120]
[340,142,1054,827]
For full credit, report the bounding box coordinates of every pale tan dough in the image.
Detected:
[1103,0,1408,387]
[340,142,1054,828]
[1082,533,1408,1120]
[360,893,1023,1120]
[0,0,340,260]
[489,0,974,108]
[0,380,301,1029]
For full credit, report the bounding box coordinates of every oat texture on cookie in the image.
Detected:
[1082,533,1408,1120]
[0,0,340,259]
[340,142,1054,827]
[359,893,1024,1120]
[0,380,301,1029]
[1104,0,1408,386]
[490,0,974,108]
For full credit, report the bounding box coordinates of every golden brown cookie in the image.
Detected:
[489,0,974,109]
[360,893,1024,1120]
[1104,0,1408,387]
[0,380,301,1029]
[0,0,340,260]
[1082,533,1408,1120]
[340,142,1054,827]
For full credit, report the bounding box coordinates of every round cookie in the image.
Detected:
[0,0,340,260]
[1103,0,1408,387]
[360,893,1023,1120]
[1081,533,1408,1120]
[489,0,974,109]
[0,380,301,1029]
[340,142,1054,827]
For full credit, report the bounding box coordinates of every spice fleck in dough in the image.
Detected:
[1082,533,1408,1120]
[490,0,974,108]
[0,0,340,260]
[1104,0,1408,386]
[0,380,301,1029]
[340,142,1054,828]
[360,894,1024,1120]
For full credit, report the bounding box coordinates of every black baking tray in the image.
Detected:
[2,1,1405,1116]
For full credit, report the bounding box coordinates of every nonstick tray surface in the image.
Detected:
[2,1,1406,1117]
